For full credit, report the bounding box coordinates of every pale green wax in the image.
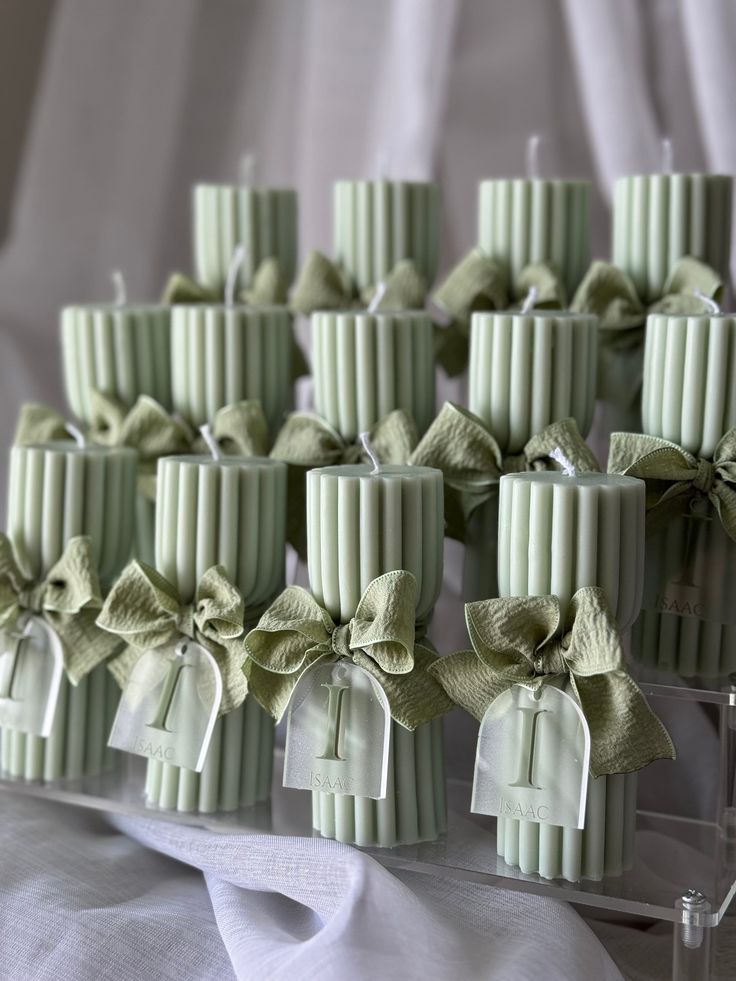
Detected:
[612,173,733,303]
[642,313,736,458]
[468,311,598,453]
[333,180,440,291]
[171,304,294,435]
[60,304,172,424]
[193,184,298,293]
[477,179,590,297]
[312,310,435,439]
[306,463,443,624]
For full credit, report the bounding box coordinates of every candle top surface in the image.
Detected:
[500,471,642,489]
[313,308,430,319]
[647,310,733,322]
[614,171,732,184]
[15,441,138,459]
[472,309,597,322]
[62,303,169,314]
[195,182,296,194]
[163,455,285,470]
[170,303,290,315]
[309,463,441,479]
[334,178,437,188]
[479,176,590,187]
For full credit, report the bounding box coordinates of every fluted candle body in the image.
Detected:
[171,305,294,434]
[478,179,590,297]
[333,180,440,292]
[1,442,137,782]
[306,463,446,846]
[612,173,732,303]
[146,455,287,813]
[193,184,298,293]
[312,310,435,440]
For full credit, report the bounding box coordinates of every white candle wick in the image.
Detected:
[526,133,541,180]
[550,446,576,477]
[376,150,390,181]
[199,424,222,461]
[110,269,127,306]
[693,288,721,314]
[225,243,247,307]
[520,285,538,315]
[239,151,256,186]
[65,422,87,448]
[368,280,388,313]
[359,432,382,474]
[660,137,674,175]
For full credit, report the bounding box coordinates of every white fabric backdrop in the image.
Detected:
[0,2,734,978]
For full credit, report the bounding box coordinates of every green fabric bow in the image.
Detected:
[430,587,674,776]
[432,250,567,376]
[270,409,418,558]
[608,430,736,540]
[571,256,723,412]
[243,570,453,727]
[290,251,427,316]
[409,403,600,540]
[97,561,252,716]
[0,534,120,684]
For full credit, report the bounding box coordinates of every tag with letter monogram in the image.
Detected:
[0,614,64,737]
[283,659,391,798]
[108,637,222,772]
[472,683,590,829]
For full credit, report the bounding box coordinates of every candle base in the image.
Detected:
[311,718,446,847]
[144,696,274,814]
[496,772,637,882]
[0,664,119,782]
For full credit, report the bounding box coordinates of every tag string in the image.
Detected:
[359,432,382,474]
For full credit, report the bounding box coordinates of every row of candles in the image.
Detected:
[0,156,733,887]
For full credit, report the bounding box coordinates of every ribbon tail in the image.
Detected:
[54,609,124,684]
[428,649,509,722]
[353,646,453,730]
[242,658,301,722]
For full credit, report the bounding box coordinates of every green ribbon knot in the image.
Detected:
[608,430,736,539]
[409,403,600,540]
[571,256,723,411]
[243,570,453,728]
[430,587,674,776]
[97,561,252,716]
[0,534,120,684]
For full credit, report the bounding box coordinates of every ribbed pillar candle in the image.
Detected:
[1,442,137,782]
[312,310,435,440]
[171,305,294,434]
[146,455,287,813]
[193,184,298,294]
[306,462,446,845]
[642,313,736,459]
[61,305,172,423]
[495,471,645,881]
[477,179,590,297]
[468,311,598,453]
[612,174,732,303]
[333,180,440,292]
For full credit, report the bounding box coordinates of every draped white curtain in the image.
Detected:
[0,2,733,979]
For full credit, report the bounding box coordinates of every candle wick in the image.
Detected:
[65,422,87,448]
[693,288,721,314]
[359,432,382,474]
[368,280,388,313]
[550,446,576,477]
[376,150,390,180]
[110,269,127,306]
[660,136,674,175]
[526,133,541,180]
[225,243,247,307]
[199,424,222,461]
[520,285,538,315]
[239,151,256,186]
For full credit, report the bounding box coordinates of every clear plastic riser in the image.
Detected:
[1,683,735,981]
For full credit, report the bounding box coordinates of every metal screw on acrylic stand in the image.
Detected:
[673,890,711,981]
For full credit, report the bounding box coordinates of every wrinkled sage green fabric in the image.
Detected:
[243,570,452,728]
[430,587,675,776]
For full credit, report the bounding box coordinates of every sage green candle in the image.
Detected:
[468,311,598,453]
[495,471,645,881]
[612,173,732,303]
[193,183,297,293]
[171,305,294,435]
[333,180,440,292]
[643,313,736,459]
[478,179,590,297]
[2,441,137,782]
[312,310,435,440]
[147,454,286,813]
[61,304,172,423]
[306,462,445,846]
